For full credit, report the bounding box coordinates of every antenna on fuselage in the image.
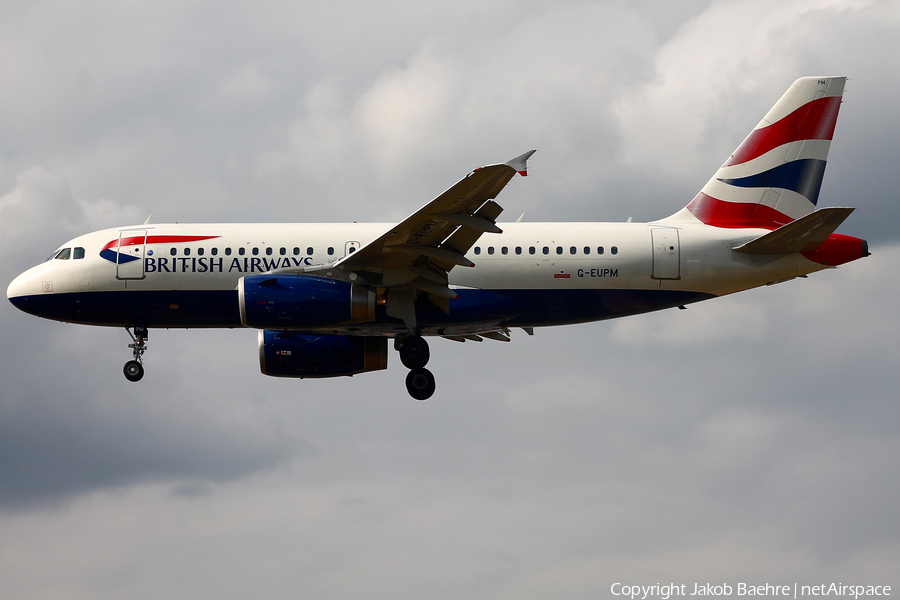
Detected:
[143,215,153,225]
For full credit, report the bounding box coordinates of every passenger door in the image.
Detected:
[651,227,680,280]
[116,229,147,280]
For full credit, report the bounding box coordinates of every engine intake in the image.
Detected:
[259,331,388,378]
[239,274,375,330]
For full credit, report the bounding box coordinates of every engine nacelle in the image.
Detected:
[238,274,375,330]
[258,330,388,378]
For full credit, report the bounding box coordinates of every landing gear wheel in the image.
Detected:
[124,326,148,382]
[123,360,144,382]
[398,336,430,369]
[406,368,436,401]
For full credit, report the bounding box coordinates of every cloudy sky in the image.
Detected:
[2,0,899,597]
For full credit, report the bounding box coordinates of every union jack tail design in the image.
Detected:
[669,76,846,229]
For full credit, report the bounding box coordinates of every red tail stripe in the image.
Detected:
[686,193,792,229]
[723,96,842,167]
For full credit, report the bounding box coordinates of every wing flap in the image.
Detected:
[383,244,474,267]
[436,200,505,270]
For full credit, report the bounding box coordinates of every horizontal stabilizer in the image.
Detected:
[732,207,855,255]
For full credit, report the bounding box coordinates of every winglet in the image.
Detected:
[505,150,536,176]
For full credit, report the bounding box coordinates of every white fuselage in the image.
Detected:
[7,220,827,333]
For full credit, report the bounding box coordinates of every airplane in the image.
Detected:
[7,76,869,400]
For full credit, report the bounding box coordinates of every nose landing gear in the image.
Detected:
[123,326,148,382]
[397,335,435,400]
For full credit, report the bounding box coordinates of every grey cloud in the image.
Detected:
[0,324,311,511]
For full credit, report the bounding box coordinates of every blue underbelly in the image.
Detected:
[9,287,715,329]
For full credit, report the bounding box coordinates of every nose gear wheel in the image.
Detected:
[123,326,148,382]
[124,360,144,382]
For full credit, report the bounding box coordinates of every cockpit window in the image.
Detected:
[73,247,85,259]
[54,248,71,260]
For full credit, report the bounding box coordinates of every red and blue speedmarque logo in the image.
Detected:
[100,235,221,264]
[101,234,316,273]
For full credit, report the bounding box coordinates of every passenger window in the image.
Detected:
[252,248,259,256]
[327,247,334,256]
[265,247,273,256]
[542,246,549,255]
[611,246,618,255]
[348,247,356,254]
[516,246,522,255]
[73,247,85,259]
[225,248,232,256]
[280,247,286,256]
[55,248,71,260]
[239,247,246,256]
[197,247,204,256]
[583,246,590,255]
[307,247,314,255]
[211,247,218,256]
[184,248,191,256]
[597,246,604,255]
[293,247,300,255]
[170,248,176,256]
[529,246,535,255]
[474,247,481,255]
[488,247,494,255]
[501,247,508,255]
[569,246,576,255]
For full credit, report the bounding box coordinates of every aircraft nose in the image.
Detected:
[8,272,28,300]
[7,270,34,313]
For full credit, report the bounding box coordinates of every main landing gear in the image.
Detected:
[123,326,148,382]
[397,335,435,400]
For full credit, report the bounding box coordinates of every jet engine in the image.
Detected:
[238,274,375,330]
[258,330,388,378]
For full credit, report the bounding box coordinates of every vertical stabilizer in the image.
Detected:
[665,76,846,229]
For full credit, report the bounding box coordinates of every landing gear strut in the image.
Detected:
[397,335,435,400]
[123,326,148,382]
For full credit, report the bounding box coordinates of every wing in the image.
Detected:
[303,151,535,328]
[336,150,534,275]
